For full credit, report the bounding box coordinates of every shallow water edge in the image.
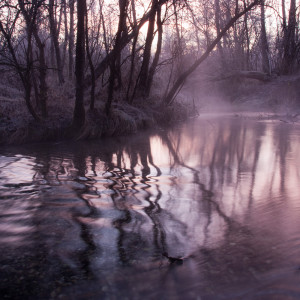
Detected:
[1,114,300,299]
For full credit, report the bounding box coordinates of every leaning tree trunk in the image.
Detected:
[72,0,86,129]
[164,0,259,105]
[105,0,128,115]
[126,32,139,103]
[84,0,169,87]
[138,0,157,94]
[145,6,163,96]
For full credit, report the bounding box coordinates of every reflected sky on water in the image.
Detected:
[1,114,300,299]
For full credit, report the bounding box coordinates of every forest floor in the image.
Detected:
[1,72,300,145]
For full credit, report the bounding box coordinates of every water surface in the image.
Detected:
[1,114,300,299]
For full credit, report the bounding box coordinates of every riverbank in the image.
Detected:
[185,69,300,114]
[0,95,197,145]
[1,71,300,146]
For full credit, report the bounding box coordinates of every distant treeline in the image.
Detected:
[0,0,298,129]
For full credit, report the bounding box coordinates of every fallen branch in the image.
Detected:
[213,71,271,82]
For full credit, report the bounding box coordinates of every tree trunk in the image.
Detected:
[85,1,96,110]
[145,6,162,96]
[49,0,64,84]
[164,0,259,105]
[126,0,138,103]
[0,21,41,121]
[214,71,271,82]
[215,0,226,68]
[243,0,250,70]
[126,33,139,103]
[18,0,48,118]
[105,0,128,115]
[282,0,287,31]
[25,28,41,122]
[84,0,169,87]
[62,0,68,70]
[138,0,157,93]
[72,0,86,129]
[38,43,48,118]
[69,0,75,79]
[281,0,296,74]
[260,0,270,74]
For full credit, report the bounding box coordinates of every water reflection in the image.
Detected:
[1,115,300,299]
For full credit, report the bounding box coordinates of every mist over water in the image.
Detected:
[1,114,300,299]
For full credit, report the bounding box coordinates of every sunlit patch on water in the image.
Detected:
[1,114,300,299]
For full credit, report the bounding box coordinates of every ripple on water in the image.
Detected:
[1,117,300,299]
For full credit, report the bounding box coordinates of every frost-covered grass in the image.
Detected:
[0,80,196,145]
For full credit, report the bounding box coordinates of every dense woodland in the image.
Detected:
[0,0,299,138]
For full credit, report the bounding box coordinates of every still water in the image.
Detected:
[0,114,300,299]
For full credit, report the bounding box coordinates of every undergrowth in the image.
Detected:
[0,95,196,145]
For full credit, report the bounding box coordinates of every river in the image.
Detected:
[1,113,300,299]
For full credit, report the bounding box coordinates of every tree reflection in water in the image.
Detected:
[1,116,300,299]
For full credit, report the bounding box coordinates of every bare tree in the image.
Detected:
[69,0,75,79]
[49,0,64,84]
[215,0,226,69]
[260,0,270,74]
[281,0,297,74]
[19,0,48,118]
[126,0,139,103]
[0,0,45,121]
[138,0,158,95]
[105,0,128,115]
[145,5,163,96]
[164,0,260,105]
[72,0,86,129]
[85,0,96,110]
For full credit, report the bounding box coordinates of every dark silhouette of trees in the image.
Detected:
[72,0,86,129]
[164,0,260,105]
[49,0,65,84]
[260,0,270,74]
[69,0,75,79]
[281,0,297,74]
[1,0,300,135]
[0,0,45,121]
[19,0,48,118]
[145,5,163,97]
[85,0,96,110]
[105,0,128,115]
[138,0,158,95]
